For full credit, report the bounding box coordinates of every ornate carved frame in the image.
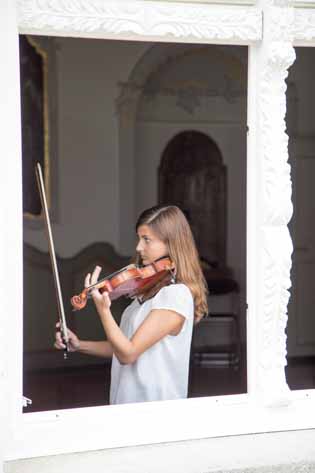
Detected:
[294,7,315,43]
[18,0,262,41]
[2,0,315,462]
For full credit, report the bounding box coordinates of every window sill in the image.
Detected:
[6,391,315,461]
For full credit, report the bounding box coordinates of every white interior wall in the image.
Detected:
[23,39,247,283]
[23,38,149,258]
[23,39,247,271]
[135,121,247,321]
[133,45,247,323]
[23,39,248,348]
[135,121,246,282]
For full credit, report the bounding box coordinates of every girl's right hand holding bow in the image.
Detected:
[54,322,80,352]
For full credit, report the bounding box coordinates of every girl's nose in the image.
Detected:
[136,240,142,252]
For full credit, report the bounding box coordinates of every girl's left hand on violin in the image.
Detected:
[85,266,112,311]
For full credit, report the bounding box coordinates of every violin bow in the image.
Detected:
[35,162,69,358]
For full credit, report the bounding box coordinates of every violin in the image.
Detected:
[71,257,175,311]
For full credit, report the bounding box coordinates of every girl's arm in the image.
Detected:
[78,340,114,358]
[98,306,184,364]
[55,322,113,358]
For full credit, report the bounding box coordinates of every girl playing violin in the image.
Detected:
[55,205,208,404]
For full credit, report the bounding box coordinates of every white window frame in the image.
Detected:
[2,0,315,463]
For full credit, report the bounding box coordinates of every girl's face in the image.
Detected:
[136,224,168,265]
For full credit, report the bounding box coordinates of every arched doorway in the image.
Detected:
[159,130,227,268]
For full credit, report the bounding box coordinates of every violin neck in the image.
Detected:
[87,264,135,290]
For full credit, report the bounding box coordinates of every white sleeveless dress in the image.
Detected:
[110,283,194,404]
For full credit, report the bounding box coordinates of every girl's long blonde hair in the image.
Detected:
[136,205,208,323]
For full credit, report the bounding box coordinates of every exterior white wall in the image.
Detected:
[4,429,315,473]
[0,2,23,472]
[3,0,315,471]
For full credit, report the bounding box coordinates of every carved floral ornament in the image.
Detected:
[294,8,315,42]
[266,1,315,44]
[17,1,315,45]
[261,9,296,227]
[18,0,262,41]
[251,3,297,405]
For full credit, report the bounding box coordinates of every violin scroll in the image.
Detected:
[71,278,114,311]
[71,291,88,311]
